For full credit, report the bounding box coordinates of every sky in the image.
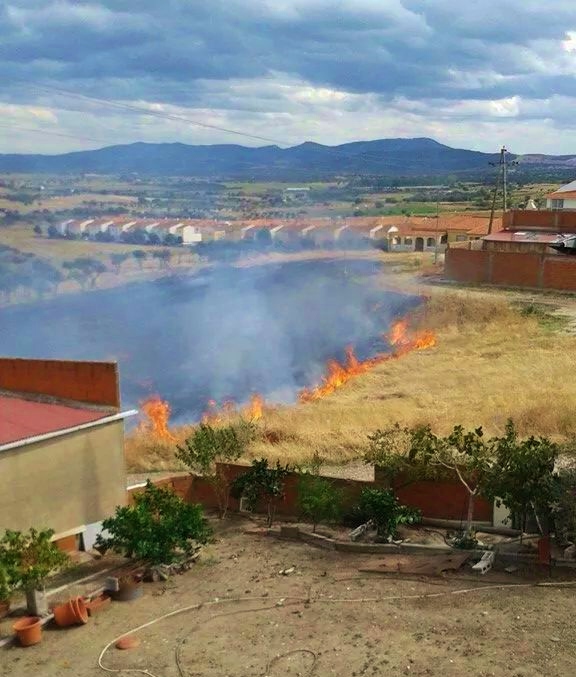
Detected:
[1,0,576,155]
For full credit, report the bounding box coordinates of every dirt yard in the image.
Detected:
[2,518,575,677]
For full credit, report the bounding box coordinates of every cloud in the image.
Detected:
[1,0,576,154]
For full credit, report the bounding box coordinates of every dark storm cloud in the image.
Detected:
[2,0,576,153]
[1,0,574,104]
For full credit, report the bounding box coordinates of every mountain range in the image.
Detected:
[0,137,574,178]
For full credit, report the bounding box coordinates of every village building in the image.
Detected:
[546,179,576,210]
[0,358,136,552]
[445,208,576,291]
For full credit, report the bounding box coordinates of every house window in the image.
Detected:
[404,237,413,245]
[551,199,564,209]
[391,237,400,245]
[455,235,468,241]
[426,237,435,247]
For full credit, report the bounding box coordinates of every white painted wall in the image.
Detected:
[547,198,576,209]
[181,225,202,244]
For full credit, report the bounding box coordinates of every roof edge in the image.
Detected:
[0,409,138,453]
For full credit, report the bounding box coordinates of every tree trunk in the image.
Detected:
[465,491,475,534]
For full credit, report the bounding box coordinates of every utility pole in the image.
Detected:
[488,146,517,234]
[502,145,509,213]
[434,197,440,264]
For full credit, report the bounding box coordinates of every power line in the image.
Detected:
[11,78,427,170]
[6,78,499,176]
[23,81,288,146]
[0,122,107,144]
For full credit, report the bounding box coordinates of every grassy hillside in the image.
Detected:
[126,292,576,471]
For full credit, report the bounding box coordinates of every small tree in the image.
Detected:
[47,224,59,238]
[176,422,254,518]
[409,424,494,536]
[554,464,576,545]
[33,224,43,236]
[110,252,129,274]
[0,528,69,614]
[96,481,211,565]
[132,250,147,269]
[232,458,292,527]
[358,488,421,541]
[0,562,17,605]
[486,420,558,534]
[156,249,172,269]
[297,474,342,532]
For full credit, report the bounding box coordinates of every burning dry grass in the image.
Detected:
[125,291,576,472]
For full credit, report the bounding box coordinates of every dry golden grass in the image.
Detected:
[0,192,136,214]
[0,224,163,265]
[125,291,576,472]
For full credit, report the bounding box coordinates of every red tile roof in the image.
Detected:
[0,394,112,447]
[548,191,576,200]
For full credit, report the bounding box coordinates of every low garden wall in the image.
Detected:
[129,463,493,524]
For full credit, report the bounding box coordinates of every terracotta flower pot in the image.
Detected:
[13,616,42,646]
[52,596,88,627]
[72,596,88,624]
[85,593,111,616]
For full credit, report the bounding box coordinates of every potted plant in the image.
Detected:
[0,528,69,616]
[112,573,144,602]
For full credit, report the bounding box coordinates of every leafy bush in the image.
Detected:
[231,458,292,527]
[176,422,254,518]
[0,528,69,591]
[96,481,212,564]
[358,488,421,541]
[297,475,342,532]
[0,564,15,602]
[553,466,576,546]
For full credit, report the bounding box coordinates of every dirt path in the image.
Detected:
[2,520,575,677]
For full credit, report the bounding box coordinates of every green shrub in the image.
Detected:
[231,458,291,527]
[0,528,69,591]
[297,475,342,532]
[176,421,255,518]
[358,488,421,541]
[96,481,211,564]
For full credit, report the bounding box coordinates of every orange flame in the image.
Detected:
[299,318,437,403]
[140,396,176,442]
[201,393,265,425]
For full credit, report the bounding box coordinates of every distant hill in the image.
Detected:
[0,137,572,178]
[0,137,507,178]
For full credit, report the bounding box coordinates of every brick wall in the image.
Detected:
[543,257,576,291]
[504,210,576,232]
[393,479,492,522]
[0,358,120,408]
[131,463,493,524]
[444,248,489,284]
[445,248,576,291]
[490,251,541,287]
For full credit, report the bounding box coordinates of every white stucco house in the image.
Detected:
[547,180,576,210]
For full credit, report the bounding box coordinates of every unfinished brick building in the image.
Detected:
[444,209,576,291]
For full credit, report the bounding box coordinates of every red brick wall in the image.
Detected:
[490,251,541,287]
[132,464,493,523]
[0,358,120,408]
[444,248,489,283]
[393,479,492,522]
[543,257,576,291]
[504,210,576,232]
[445,248,576,292]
